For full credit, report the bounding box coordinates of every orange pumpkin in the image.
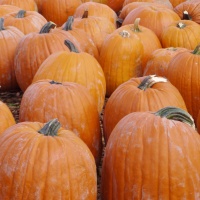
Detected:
[3,10,47,35]
[0,4,20,17]
[101,107,200,199]
[19,79,102,164]
[0,101,15,134]
[0,18,24,91]
[0,119,97,199]
[32,40,106,113]
[103,75,187,143]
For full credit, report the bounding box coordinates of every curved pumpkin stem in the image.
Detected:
[38,119,61,136]
[154,107,195,129]
[182,10,192,20]
[0,18,5,30]
[39,21,56,34]
[132,18,141,32]
[192,44,200,55]
[16,10,26,18]
[64,40,79,53]
[138,75,167,90]
[49,80,62,85]
[82,10,88,19]
[62,16,74,31]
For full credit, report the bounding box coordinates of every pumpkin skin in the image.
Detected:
[166,45,200,123]
[0,4,20,17]
[160,19,200,50]
[0,18,24,91]
[19,80,102,164]
[143,47,188,77]
[103,75,187,143]
[0,101,15,134]
[0,119,97,199]
[101,107,200,199]
[0,0,38,11]
[99,29,144,97]
[3,10,47,35]
[32,40,106,113]
[122,5,180,40]
[14,21,70,92]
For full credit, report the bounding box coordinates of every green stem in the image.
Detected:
[132,18,141,32]
[154,107,195,129]
[62,16,74,31]
[64,40,79,53]
[192,44,200,55]
[16,10,26,18]
[39,21,56,34]
[138,75,167,90]
[38,119,61,136]
[0,18,5,30]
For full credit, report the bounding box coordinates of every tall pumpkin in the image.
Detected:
[19,79,102,164]
[103,75,187,143]
[101,107,200,199]
[0,119,97,199]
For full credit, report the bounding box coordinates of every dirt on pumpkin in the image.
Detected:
[0,89,105,200]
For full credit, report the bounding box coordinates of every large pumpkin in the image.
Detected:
[0,119,97,199]
[101,107,200,199]
[19,79,102,164]
[103,75,187,143]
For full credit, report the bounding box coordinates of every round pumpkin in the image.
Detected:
[0,101,15,134]
[101,107,200,199]
[0,4,21,17]
[0,118,97,199]
[103,75,187,143]
[19,79,102,164]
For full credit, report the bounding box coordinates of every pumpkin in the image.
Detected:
[32,40,106,113]
[0,119,97,199]
[103,75,187,143]
[39,0,82,26]
[122,4,180,40]
[0,18,24,91]
[0,101,15,134]
[3,10,47,35]
[174,0,200,24]
[0,4,20,17]
[19,79,102,164]
[166,44,200,123]
[160,19,200,50]
[99,29,143,97]
[0,0,38,11]
[101,107,200,199]
[14,21,70,92]
[143,47,188,77]
[169,0,186,8]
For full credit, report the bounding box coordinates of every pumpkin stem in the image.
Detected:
[192,44,200,55]
[116,17,123,28]
[119,30,130,38]
[49,80,62,85]
[82,10,88,19]
[16,10,26,18]
[132,18,141,32]
[138,75,167,90]
[38,119,61,136]
[154,107,195,129]
[177,22,186,29]
[39,21,56,34]
[64,40,79,53]
[0,18,5,30]
[62,16,74,31]
[182,10,192,20]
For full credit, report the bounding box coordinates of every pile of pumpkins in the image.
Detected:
[1,0,200,199]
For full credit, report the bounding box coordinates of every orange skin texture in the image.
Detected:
[0,121,97,200]
[0,0,38,11]
[0,5,20,17]
[166,48,200,123]
[103,76,187,143]
[122,5,180,40]
[3,10,47,35]
[174,0,200,24]
[101,111,200,199]
[0,25,24,91]
[19,80,102,164]
[99,29,144,97]
[161,20,200,50]
[0,101,15,134]
[14,26,70,92]
[32,50,106,113]
[143,47,188,77]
